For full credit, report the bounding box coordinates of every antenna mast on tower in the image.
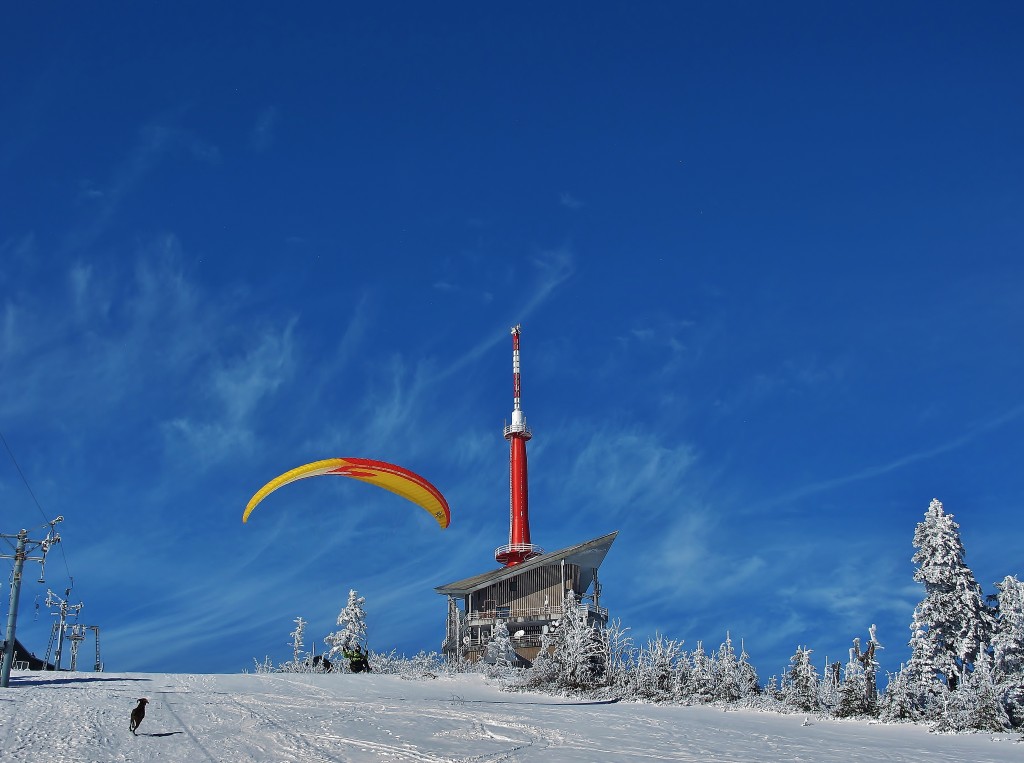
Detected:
[495,325,544,566]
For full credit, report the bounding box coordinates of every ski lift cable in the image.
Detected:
[0,428,75,588]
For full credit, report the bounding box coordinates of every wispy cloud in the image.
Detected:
[164,318,298,462]
[761,403,1024,510]
[431,245,575,384]
[549,423,698,524]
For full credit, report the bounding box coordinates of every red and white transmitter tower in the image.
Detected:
[494,325,545,566]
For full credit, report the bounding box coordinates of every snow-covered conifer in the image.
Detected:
[783,646,820,713]
[714,633,742,703]
[325,589,368,660]
[992,575,1024,726]
[551,591,606,691]
[836,628,882,717]
[908,499,993,693]
[835,647,871,718]
[819,660,841,712]
[690,642,716,703]
[519,630,560,689]
[736,641,760,699]
[861,626,883,705]
[903,608,947,719]
[632,634,685,702]
[485,619,517,669]
[878,665,921,722]
[935,648,1010,733]
[763,674,785,702]
[287,616,307,670]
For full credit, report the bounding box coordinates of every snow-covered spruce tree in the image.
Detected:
[934,648,1010,733]
[907,499,994,699]
[763,674,785,703]
[835,648,872,718]
[549,590,606,692]
[992,575,1024,726]
[783,646,821,713]
[878,665,921,722]
[903,610,949,719]
[736,641,760,699]
[690,642,716,703]
[819,660,842,713]
[713,633,742,703]
[671,644,694,701]
[325,589,368,662]
[485,619,517,670]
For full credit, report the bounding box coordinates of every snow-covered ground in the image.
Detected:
[1,670,1020,762]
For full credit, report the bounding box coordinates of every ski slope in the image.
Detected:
[1,670,1019,762]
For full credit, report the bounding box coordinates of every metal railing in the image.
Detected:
[503,422,532,438]
[466,602,608,627]
[493,542,544,561]
[463,633,545,651]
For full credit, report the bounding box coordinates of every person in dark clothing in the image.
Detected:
[344,644,371,673]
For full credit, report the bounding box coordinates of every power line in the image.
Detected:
[0,428,74,589]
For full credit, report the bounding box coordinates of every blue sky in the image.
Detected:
[2,3,1022,678]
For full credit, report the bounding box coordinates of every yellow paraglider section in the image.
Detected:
[243,457,450,529]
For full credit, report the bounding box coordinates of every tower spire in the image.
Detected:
[495,325,543,566]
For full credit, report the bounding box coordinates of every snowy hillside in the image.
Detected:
[1,670,1019,762]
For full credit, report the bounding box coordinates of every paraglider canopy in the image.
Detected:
[243,457,450,529]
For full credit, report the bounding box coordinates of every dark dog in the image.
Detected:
[130,698,148,734]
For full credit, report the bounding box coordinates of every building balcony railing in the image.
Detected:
[466,602,608,627]
[463,633,545,651]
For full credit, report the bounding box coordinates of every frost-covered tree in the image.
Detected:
[878,665,921,722]
[903,610,949,719]
[485,619,517,669]
[600,619,634,690]
[819,660,842,712]
[631,634,685,701]
[290,616,307,666]
[861,625,883,706]
[549,590,606,691]
[783,646,820,712]
[763,674,785,702]
[714,633,742,703]
[836,626,882,717]
[835,648,872,718]
[690,642,716,703]
[907,499,993,694]
[736,641,760,699]
[935,648,1010,733]
[992,575,1024,726]
[325,589,367,660]
[519,629,561,689]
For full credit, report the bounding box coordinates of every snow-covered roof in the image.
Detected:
[434,530,618,597]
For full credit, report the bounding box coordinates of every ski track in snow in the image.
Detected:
[0,671,1021,762]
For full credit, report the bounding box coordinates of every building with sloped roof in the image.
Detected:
[436,531,617,664]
